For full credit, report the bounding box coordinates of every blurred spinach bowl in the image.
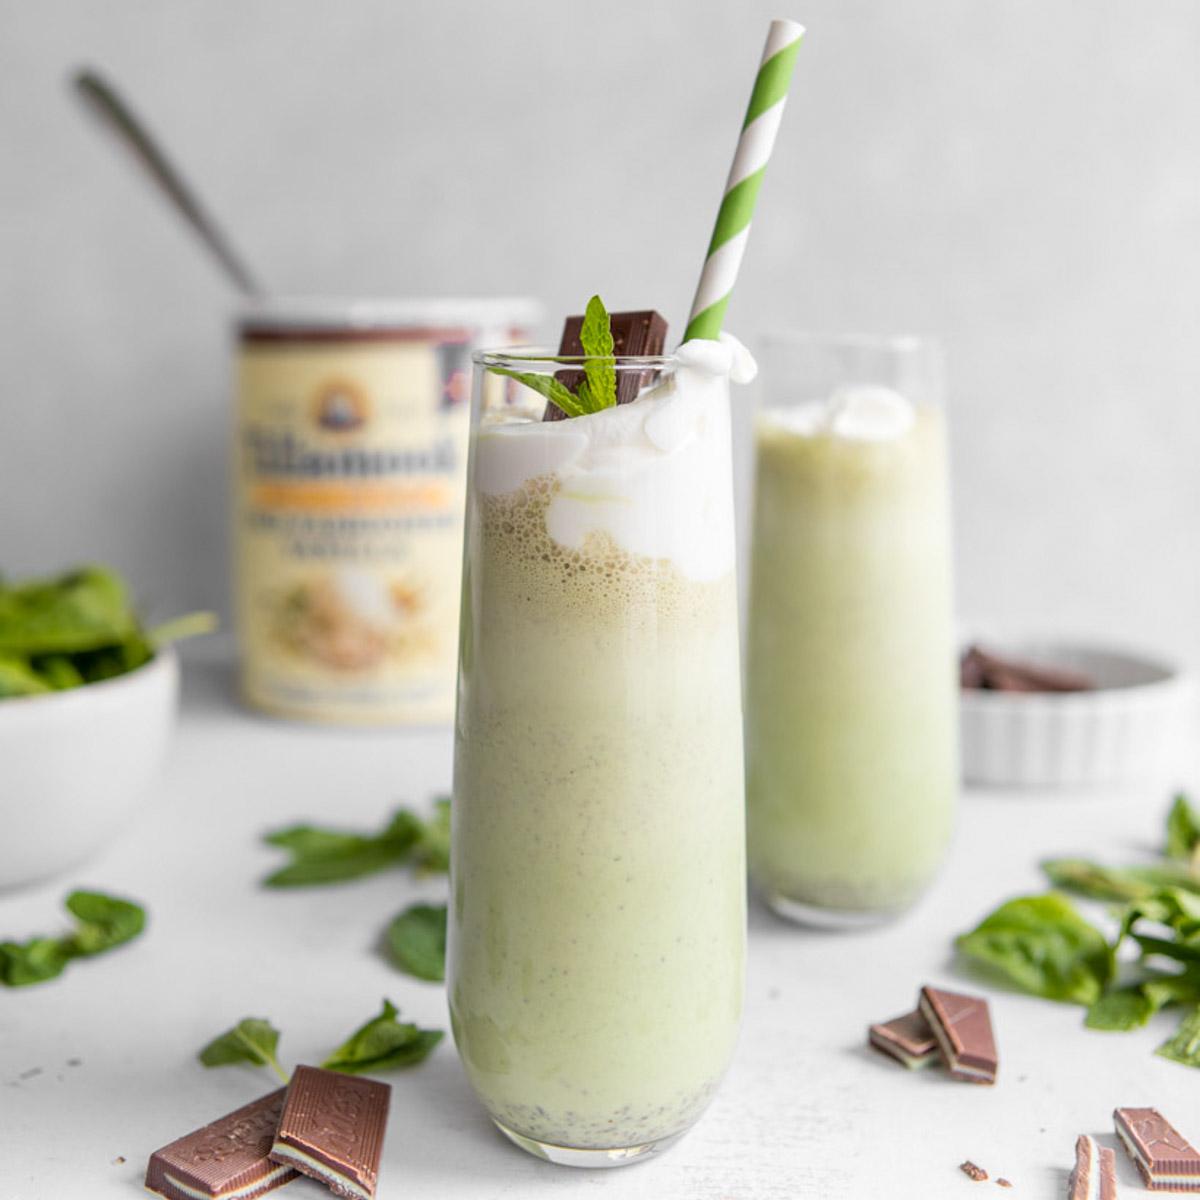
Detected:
[0,565,213,889]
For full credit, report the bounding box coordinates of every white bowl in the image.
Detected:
[0,648,179,890]
[960,642,1195,788]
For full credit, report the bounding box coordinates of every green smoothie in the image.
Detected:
[449,349,747,1158]
[745,396,957,921]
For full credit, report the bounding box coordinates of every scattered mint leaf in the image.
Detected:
[578,294,617,411]
[198,1018,287,1083]
[1166,794,1200,865]
[65,891,145,955]
[491,368,587,419]
[955,893,1114,1005]
[412,797,450,874]
[1042,858,1200,903]
[263,808,425,887]
[320,999,443,1075]
[0,937,71,986]
[1156,1004,1200,1068]
[386,904,447,982]
[0,889,147,987]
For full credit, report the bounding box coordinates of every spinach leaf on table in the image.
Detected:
[955,892,1114,1005]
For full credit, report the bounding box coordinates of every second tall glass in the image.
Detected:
[449,346,746,1166]
[745,334,958,927]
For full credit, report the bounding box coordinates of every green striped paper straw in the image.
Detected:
[684,19,805,342]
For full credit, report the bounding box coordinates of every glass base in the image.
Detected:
[493,1119,686,1168]
[763,891,907,930]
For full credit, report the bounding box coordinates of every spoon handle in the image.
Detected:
[74,68,265,298]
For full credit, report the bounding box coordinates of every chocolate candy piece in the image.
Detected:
[960,645,1094,693]
[543,309,668,420]
[1069,1134,1117,1200]
[144,1088,297,1200]
[918,986,998,1085]
[867,1009,939,1069]
[269,1065,390,1199]
[1114,1107,1200,1191]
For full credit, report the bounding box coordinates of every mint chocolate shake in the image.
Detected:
[746,336,958,925]
[449,334,752,1165]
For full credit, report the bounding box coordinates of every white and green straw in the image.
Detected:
[684,18,805,343]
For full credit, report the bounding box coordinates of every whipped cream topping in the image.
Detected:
[762,384,916,441]
[474,334,754,581]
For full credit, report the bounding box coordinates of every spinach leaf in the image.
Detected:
[1042,858,1200,903]
[955,892,1114,1005]
[1156,1004,1200,1068]
[1085,985,1159,1031]
[1167,794,1200,864]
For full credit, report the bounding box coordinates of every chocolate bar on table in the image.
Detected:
[917,985,998,1085]
[1114,1107,1200,1192]
[867,1009,939,1069]
[543,309,668,420]
[144,1088,297,1200]
[1069,1134,1117,1200]
[269,1065,390,1199]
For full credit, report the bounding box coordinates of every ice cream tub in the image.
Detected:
[233,297,541,725]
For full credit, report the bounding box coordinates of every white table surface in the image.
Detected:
[2,643,1196,1200]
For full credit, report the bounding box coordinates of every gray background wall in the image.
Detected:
[3,0,1200,664]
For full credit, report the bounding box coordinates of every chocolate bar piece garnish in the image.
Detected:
[959,1161,988,1182]
[867,1009,939,1069]
[1114,1107,1200,1191]
[960,645,1094,693]
[269,1065,390,1199]
[1069,1135,1117,1200]
[918,986,998,1085]
[543,309,668,421]
[144,1088,297,1200]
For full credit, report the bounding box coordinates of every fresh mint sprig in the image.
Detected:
[198,1018,288,1083]
[262,797,450,887]
[0,890,146,987]
[198,1001,442,1081]
[491,294,618,419]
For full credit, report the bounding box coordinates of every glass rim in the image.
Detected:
[758,330,939,354]
[474,346,676,371]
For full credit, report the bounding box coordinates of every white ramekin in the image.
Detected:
[960,642,1196,788]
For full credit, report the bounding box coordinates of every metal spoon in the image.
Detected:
[73,67,265,298]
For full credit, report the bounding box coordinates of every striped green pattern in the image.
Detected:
[685,25,804,343]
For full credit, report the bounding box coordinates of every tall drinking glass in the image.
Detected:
[449,347,746,1166]
[745,334,957,927]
